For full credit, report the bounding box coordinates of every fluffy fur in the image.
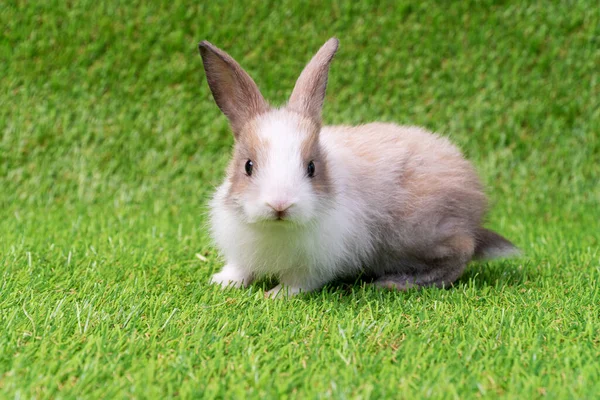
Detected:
[199,38,518,296]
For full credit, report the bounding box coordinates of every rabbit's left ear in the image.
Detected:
[288,38,339,123]
[199,41,269,135]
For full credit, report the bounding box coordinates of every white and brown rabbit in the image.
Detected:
[199,38,518,297]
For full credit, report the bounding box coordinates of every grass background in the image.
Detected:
[1,0,599,398]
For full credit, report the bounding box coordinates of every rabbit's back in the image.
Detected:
[320,123,487,273]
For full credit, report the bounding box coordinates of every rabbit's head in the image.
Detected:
[199,39,339,225]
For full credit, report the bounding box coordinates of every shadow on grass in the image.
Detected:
[247,259,531,300]
[457,260,530,289]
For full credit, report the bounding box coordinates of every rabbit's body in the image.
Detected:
[210,117,489,294]
[199,38,518,296]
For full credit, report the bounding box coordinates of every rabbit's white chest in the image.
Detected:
[210,181,374,283]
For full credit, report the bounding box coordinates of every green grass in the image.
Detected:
[1,0,599,398]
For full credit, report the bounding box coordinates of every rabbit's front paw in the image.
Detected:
[210,264,252,289]
[265,284,303,298]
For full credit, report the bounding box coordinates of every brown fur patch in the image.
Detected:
[445,234,476,258]
[307,141,333,196]
[227,119,269,199]
[294,113,332,195]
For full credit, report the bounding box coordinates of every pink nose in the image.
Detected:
[266,200,293,213]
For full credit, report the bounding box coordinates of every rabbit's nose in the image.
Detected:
[266,199,294,219]
[266,199,293,212]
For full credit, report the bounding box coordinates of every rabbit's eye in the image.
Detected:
[307,161,315,178]
[245,160,253,176]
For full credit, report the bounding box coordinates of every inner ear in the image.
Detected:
[199,41,269,135]
[288,38,339,124]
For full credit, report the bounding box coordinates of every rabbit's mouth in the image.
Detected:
[274,210,288,221]
[256,215,303,228]
[241,200,317,226]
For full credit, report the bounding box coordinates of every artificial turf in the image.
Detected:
[1,0,599,398]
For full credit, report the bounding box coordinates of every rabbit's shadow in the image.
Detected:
[456,261,529,289]
[252,260,529,298]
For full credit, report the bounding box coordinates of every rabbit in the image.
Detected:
[198,38,519,297]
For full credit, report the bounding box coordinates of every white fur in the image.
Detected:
[209,159,372,293]
[210,140,367,290]
[210,118,429,294]
[240,113,318,225]
[210,263,252,288]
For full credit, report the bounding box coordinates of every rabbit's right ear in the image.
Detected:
[288,38,339,124]
[199,41,269,135]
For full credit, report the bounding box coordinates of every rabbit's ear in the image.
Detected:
[288,38,339,123]
[199,41,269,134]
